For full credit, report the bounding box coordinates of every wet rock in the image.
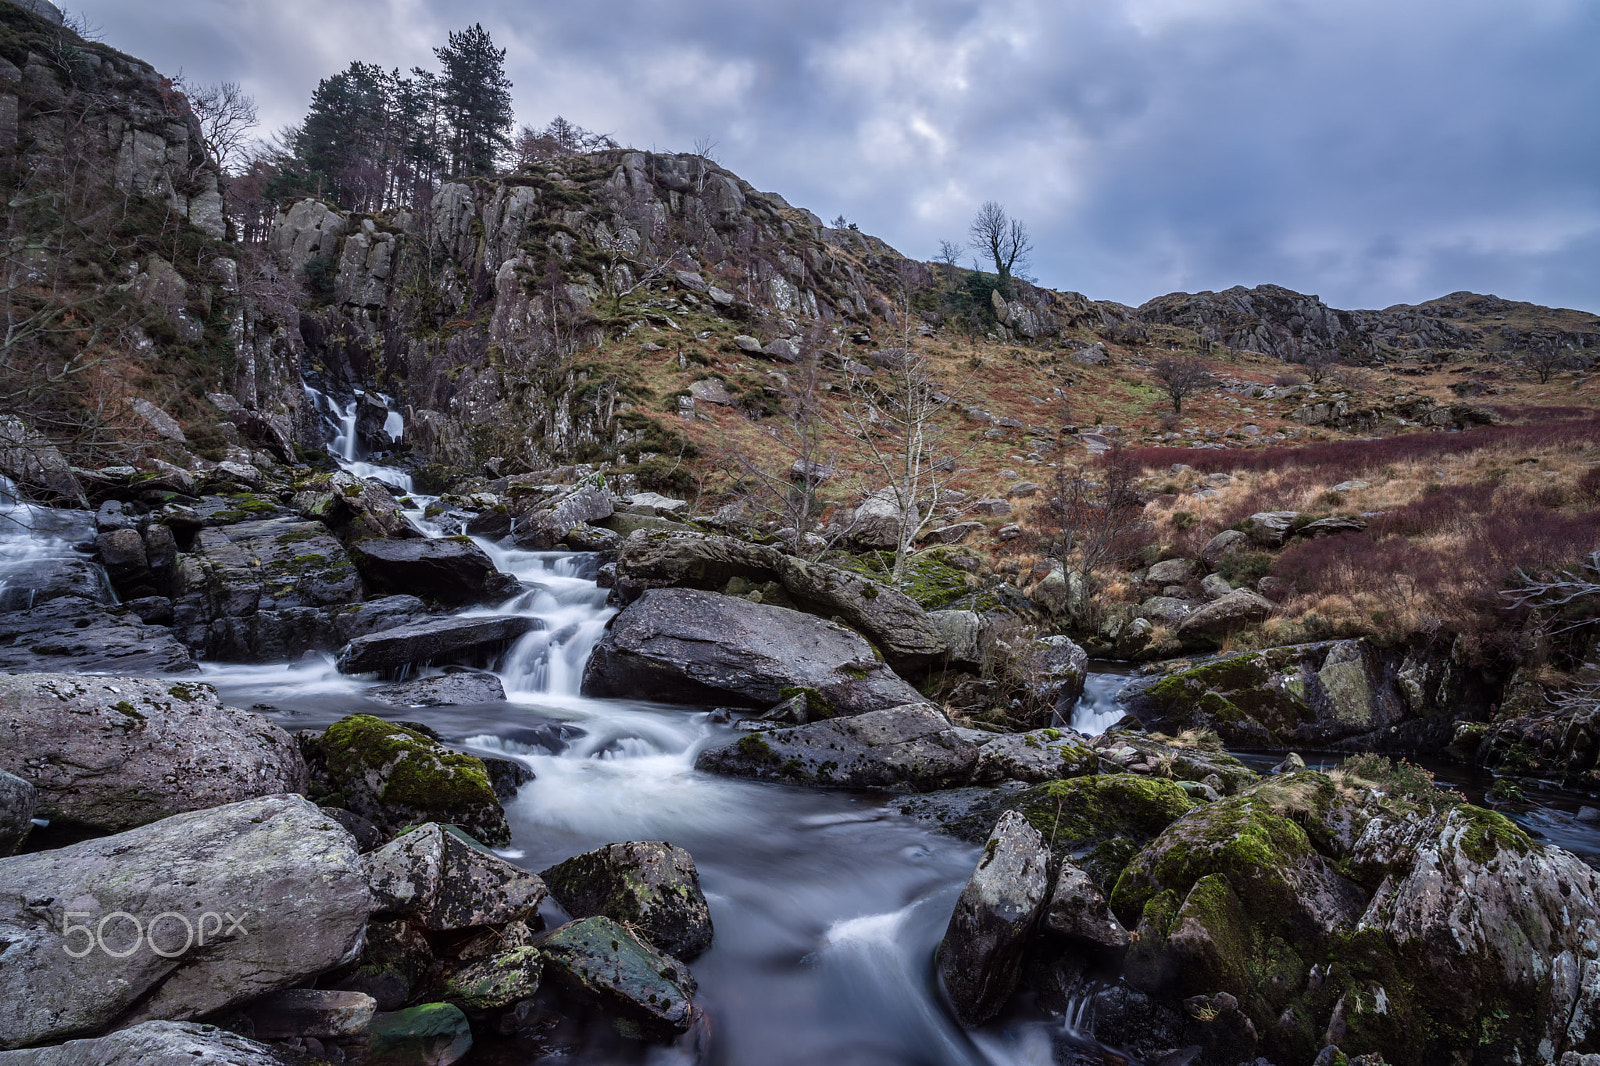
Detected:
[1043,858,1129,952]
[0,416,85,506]
[371,670,507,707]
[349,536,520,606]
[331,594,433,643]
[0,795,370,1050]
[1009,774,1199,888]
[0,1021,293,1065]
[307,716,511,846]
[0,768,36,856]
[365,1003,473,1066]
[242,989,377,1039]
[972,729,1099,784]
[937,811,1052,1026]
[541,841,714,959]
[583,588,924,715]
[560,523,621,551]
[1174,589,1272,647]
[535,916,697,1038]
[515,483,615,551]
[330,920,434,1011]
[1091,731,1258,794]
[0,595,198,674]
[896,783,1032,843]
[1033,635,1090,719]
[336,615,541,676]
[439,945,542,1012]
[481,757,534,802]
[291,470,414,541]
[367,822,546,930]
[0,674,307,835]
[696,703,982,790]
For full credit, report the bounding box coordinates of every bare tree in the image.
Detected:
[839,348,975,587]
[1038,441,1150,614]
[1151,355,1215,414]
[968,201,1031,292]
[1522,344,1578,385]
[1504,550,1600,634]
[935,239,965,288]
[176,77,259,174]
[514,117,619,165]
[1300,348,1339,384]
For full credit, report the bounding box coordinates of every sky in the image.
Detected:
[73,0,1600,314]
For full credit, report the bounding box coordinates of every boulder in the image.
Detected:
[0,1021,292,1065]
[922,521,984,545]
[1043,858,1129,952]
[1004,774,1198,888]
[1145,558,1195,586]
[0,674,307,835]
[1200,529,1251,569]
[348,537,520,606]
[367,822,546,931]
[1033,635,1090,719]
[582,588,924,715]
[336,616,541,675]
[291,470,414,541]
[0,416,85,506]
[1295,515,1368,538]
[1175,589,1272,646]
[0,795,370,1050]
[439,944,542,1012]
[936,811,1052,1026]
[306,716,510,845]
[696,703,981,791]
[1200,573,1233,601]
[365,1003,473,1066]
[1136,596,1195,628]
[929,610,987,671]
[0,596,198,675]
[1241,511,1298,548]
[851,490,904,548]
[535,917,697,1038]
[516,483,615,551]
[329,920,433,1011]
[0,769,35,856]
[687,378,734,406]
[242,989,376,1039]
[971,729,1098,784]
[371,671,507,707]
[541,841,713,959]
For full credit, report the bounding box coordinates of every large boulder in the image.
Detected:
[541,841,713,959]
[365,1003,472,1066]
[1200,529,1251,569]
[582,588,924,714]
[513,482,615,551]
[0,770,35,857]
[366,822,546,931]
[328,920,433,1011]
[1107,767,1600,1064]
[695,703,982,790]
[0,675,307,836]
[306,715,510,846]
[0,1021,292,1065]
[1174,589,1272,647]
[971,729,1099,784]
[291,470,414,541]
[1241,511,1299,548]
[1006,774,1199,889]
[335,615,541,675]
[936,810,1052,1026]
[348,537,520,606]
[0,795,370,1050]
[1044,858,1129,952]
[0,596,197,675]
[535,917,698,1038]
[371,671,507,707]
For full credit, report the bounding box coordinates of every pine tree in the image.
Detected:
[435,24,514,177]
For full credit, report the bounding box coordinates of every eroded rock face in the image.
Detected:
[582,587,924,714]
[937,811,1051,1026]
[0,795,370,1050]
[535,916,698,1038]
[696,703,982,790]
[0,596,198,675]
[541,841,714,959]
[366,822,546,932]
[0,675,306,835]
[0,1021,293,1065]
[348,537,520,606]
[0,769,36,856]
[306,715,510,846]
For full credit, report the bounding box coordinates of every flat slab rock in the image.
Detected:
[370,670,507,707]
[0,1021,293,1065]
[0,595,197,674]
[582,587,923,714]
[336,615,542,675]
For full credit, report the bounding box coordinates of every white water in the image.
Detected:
[0,476,104,611]
[1072,669,1134,737]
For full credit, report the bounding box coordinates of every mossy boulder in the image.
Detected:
[439,945,543,1013]
[1010,774,1198,890]
[367,822,547,932]
[535,916,698,1039]
[365,1003,473,1066]
[541,841,714,959]
[971,728,1099,784]
[308,715,510,845]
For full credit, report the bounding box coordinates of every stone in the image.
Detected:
[517,483,615,549]
[242,989,376,1039]
[936,811,1052,1027]
[365,1003,473,1066]
[541,841,714,959]
[1145,558,1195,586]
[733,334,762,352]
[1136,596,1195,628]
[0,769,35,856]
[348,537,520,606]
[371,671,507,707]
[0,1021,292,1065]
[1033,635,1090,718]
[0,795,370,1050]
[1200,529,1251,569]
[1330,480,1371,492]
[1006,481,1042,498]
[292,470,413,541]
[995,523,1023,541]
[0,595,198,674]
[583,588,924,715]
[971,498,1012,517]
[1200,573,1233,601]
[972,730,1098,784]
[307,716,511,846]
[439,945,542,1012]
[625,491,688,516]
[1175,589,1273,646]
[336,615,542,675]
[367,823,546,931]
[922,521,983,545]
[1241,511,1299,548]
[696,703,980,790]
[329,920,433,1011]
[762,337,800,362]
[851,490,904,549]
[1295,515,1368,538]
[688,378,734,405]
[1043,858,1129,951]
[0,674,306,835]
[0,416,85,506]
[928,610,986,671]
[535,917,697,1038]
[130,399,186,443]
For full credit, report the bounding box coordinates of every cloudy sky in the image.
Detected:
[76,0,1600,313]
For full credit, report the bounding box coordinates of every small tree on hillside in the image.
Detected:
[176,78,258,177]
[1522,344,1578,385]
[1300,348,1339,384]
[968,201,1031,296]
[436,24,514,177]
[1151,355,1215,414]
[1038,440,1150,615]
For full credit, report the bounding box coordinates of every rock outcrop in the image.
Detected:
[541,841,714,960]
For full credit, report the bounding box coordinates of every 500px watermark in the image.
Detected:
[60,910,250,959]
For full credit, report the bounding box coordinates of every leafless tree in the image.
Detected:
[1521,344,1578,385]
[1504,550,1600,634]
[1151,355,1215,414]
[935,239,965,288]
[839,347,976,587]
[1038,440,1150,611]
[1300,348,1339,384]
[968,201,1031,292]
[175,77,259,175]
[514,116,619,165]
